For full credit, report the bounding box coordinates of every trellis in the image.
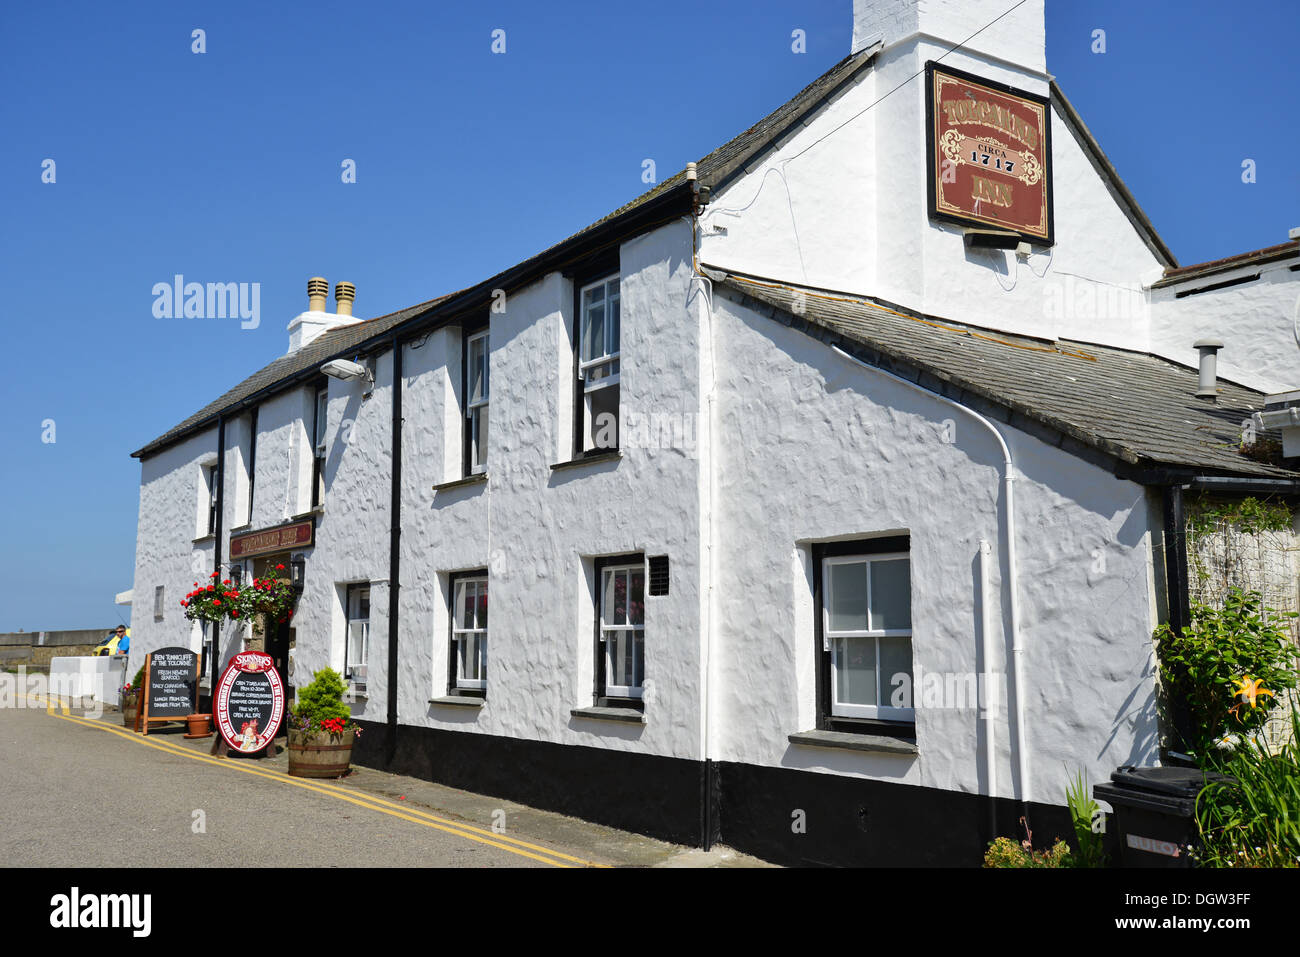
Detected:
[1185,497,1300,751]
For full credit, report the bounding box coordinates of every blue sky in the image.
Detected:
[1,0,1295,632]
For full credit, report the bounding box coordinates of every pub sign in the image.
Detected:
[925,62,1053,245]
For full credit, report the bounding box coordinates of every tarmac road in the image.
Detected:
[0,700,606,868]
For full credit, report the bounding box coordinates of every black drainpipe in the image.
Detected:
[1160,483,1193,759]
[386,334,402,765]
[211,416,226,694]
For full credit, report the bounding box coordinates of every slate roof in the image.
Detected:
[714,271,1299,481]
[1152,239,1299,289]
[133,49,882,460]
[130,294,456,457]
[133,45,1185,462]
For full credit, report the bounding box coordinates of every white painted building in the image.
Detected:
[129,0,1300,864]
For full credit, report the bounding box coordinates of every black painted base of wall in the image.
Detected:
[352,719,1072,866]
[717,761,1072,867]
[352,719,706,847]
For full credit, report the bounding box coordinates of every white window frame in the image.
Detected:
[345,583,370,689]
[465,329,490,475]
[579,275,620,451]
[600,562,645,699]
[200,463,218,536]
[312,386,328,507]
[451,575,488,691]
[822,552,914,721]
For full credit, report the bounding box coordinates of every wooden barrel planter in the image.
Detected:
[287,729,353,778]
[122,694,139,728]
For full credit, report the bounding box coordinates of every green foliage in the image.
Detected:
[291,668,352,728]
[984,837,1073,868]
[1155,588,1298,755]
[1195,708,1300,868]
[983,818,1074,868]
[128,665,146,691]
[1065,769,1106,867]
[1186,495,1293,537]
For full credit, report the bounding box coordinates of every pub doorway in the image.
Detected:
[251,555,296,736]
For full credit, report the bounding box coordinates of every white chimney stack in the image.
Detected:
[287,276,362,354]
[851,0,1045,76]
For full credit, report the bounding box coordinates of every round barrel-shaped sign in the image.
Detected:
[214,651,285,753]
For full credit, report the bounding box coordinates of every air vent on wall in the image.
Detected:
[648,556,670,596]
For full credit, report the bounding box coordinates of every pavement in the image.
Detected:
[0,694,774,868]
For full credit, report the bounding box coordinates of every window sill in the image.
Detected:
[788,729,918,755]
[432,473,488,493]
[570,705,644,724]
[550,451,621,472]
[192,533,216,544]
[228,523,252,534]
[291,506,325,520]
[429,695,484,709]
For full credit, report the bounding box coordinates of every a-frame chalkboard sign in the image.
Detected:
[136,647,200,734]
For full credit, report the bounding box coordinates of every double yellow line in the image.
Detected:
[33,695,605,868]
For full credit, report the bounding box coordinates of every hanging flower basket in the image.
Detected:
[180,566,297,626]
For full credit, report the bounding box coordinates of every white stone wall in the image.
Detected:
[1149,265,1300,394]
[706,290,1162,806]
[130,427,221,665]
[394,220,707,759]
[699,34,1162,357]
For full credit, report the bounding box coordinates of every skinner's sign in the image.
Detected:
[925,63,1053,244]
[214,651,285,753]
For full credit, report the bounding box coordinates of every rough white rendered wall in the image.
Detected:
[700,27,1163,355]
[131,428,221,666]
[290,353,396,720]
[708,292,1161,806]
[1149,264,1300,394]
[395,220,706,759]
[251,387,311,529]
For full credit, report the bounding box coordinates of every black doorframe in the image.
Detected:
[265,616,292,737]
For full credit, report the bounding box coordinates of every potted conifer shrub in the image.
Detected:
[287,668,361,778]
